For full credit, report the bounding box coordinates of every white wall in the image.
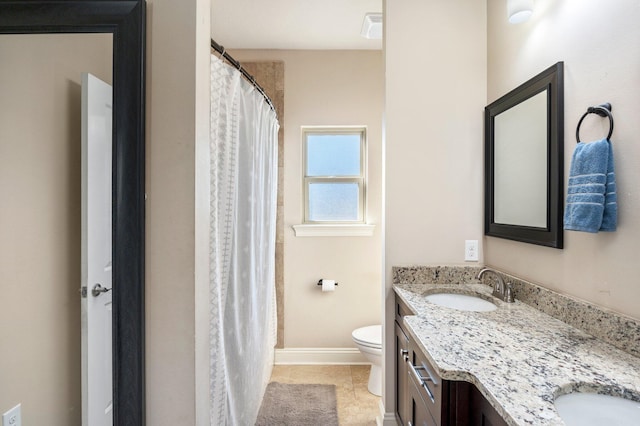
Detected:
[485,0,640,320]
[0,34,111,426]
[383,0,487,415]
[229,49,384,352]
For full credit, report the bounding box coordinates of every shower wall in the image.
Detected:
[231,49,384,356]
[234,60,286,348]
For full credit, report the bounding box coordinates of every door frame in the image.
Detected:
[0,2,146,425]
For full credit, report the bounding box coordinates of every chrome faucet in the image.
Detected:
[476,268,514,303]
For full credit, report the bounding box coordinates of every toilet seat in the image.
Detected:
[352,325,382,349]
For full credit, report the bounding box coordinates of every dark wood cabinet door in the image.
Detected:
[396,321,411,425]
[470,386,509,426]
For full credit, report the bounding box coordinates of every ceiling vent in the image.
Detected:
[361,13,382,39]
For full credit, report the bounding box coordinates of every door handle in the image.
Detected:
[91,283,112,297]
[408,362,435,403]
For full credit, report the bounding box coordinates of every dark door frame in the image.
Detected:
[0,1,146,424]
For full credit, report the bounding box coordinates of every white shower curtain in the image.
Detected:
[209,54,279,425]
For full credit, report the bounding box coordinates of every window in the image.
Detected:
[302,127,366,224]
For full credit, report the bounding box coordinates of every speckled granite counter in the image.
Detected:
[394,282,640,426]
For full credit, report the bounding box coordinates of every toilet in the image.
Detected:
[352,325,382,396]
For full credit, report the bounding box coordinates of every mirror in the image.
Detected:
[0,2,145,425]
[484,62,564,248]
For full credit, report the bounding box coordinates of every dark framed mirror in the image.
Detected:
[0,1,145,424]
[485,62,564,248]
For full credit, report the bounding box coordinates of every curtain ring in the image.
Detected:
[576,103,614,143]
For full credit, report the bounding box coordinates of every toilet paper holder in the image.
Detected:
[317,279,339,286]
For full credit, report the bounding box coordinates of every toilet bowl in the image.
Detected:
[352,325,382,396]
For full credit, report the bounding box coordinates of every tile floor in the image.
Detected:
[269,364,381,425]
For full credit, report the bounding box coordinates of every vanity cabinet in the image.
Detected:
[396,296,445,426]
[395,296,508,426]
[407,337,448,426]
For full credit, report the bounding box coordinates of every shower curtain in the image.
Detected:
[209,54,279,425]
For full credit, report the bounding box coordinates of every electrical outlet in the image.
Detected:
[2,404,21,426]
[465,240,479,262]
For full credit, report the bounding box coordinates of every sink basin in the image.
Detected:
[555,393,640,426]
[424,293,497,312]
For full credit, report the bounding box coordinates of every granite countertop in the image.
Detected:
[394,282,640,426]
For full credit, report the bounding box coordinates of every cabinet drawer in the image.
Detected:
[408,373,438,426]
[408,342,444,425]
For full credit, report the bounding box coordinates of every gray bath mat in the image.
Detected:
[255,382,339,426]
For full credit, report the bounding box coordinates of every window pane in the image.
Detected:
[308,182,359,221]
[307,134,361,176]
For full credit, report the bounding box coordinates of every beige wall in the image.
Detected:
[383,0,487,414]
[485,0,640,320]
[0,34,111,425]
[229,49,384,350]
[145,0,211,424]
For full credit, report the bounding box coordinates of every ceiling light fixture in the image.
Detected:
[361,13,382,39]
[507,0,534,24]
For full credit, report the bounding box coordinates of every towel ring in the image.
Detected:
[576,102,614,143]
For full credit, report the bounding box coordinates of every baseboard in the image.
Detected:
[274,347,368,365]
[376,399,398,426]
[379,411,398,426]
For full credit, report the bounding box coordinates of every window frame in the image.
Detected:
[302,126,367,224]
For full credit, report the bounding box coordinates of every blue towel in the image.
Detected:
[564,138,617,233]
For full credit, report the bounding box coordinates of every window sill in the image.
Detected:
[292,223,375,237]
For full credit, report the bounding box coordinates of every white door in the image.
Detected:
[81,72,113,426]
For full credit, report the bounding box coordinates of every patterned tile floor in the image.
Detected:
[269,365,381,425]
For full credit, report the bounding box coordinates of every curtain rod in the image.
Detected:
[210,38,277,114]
